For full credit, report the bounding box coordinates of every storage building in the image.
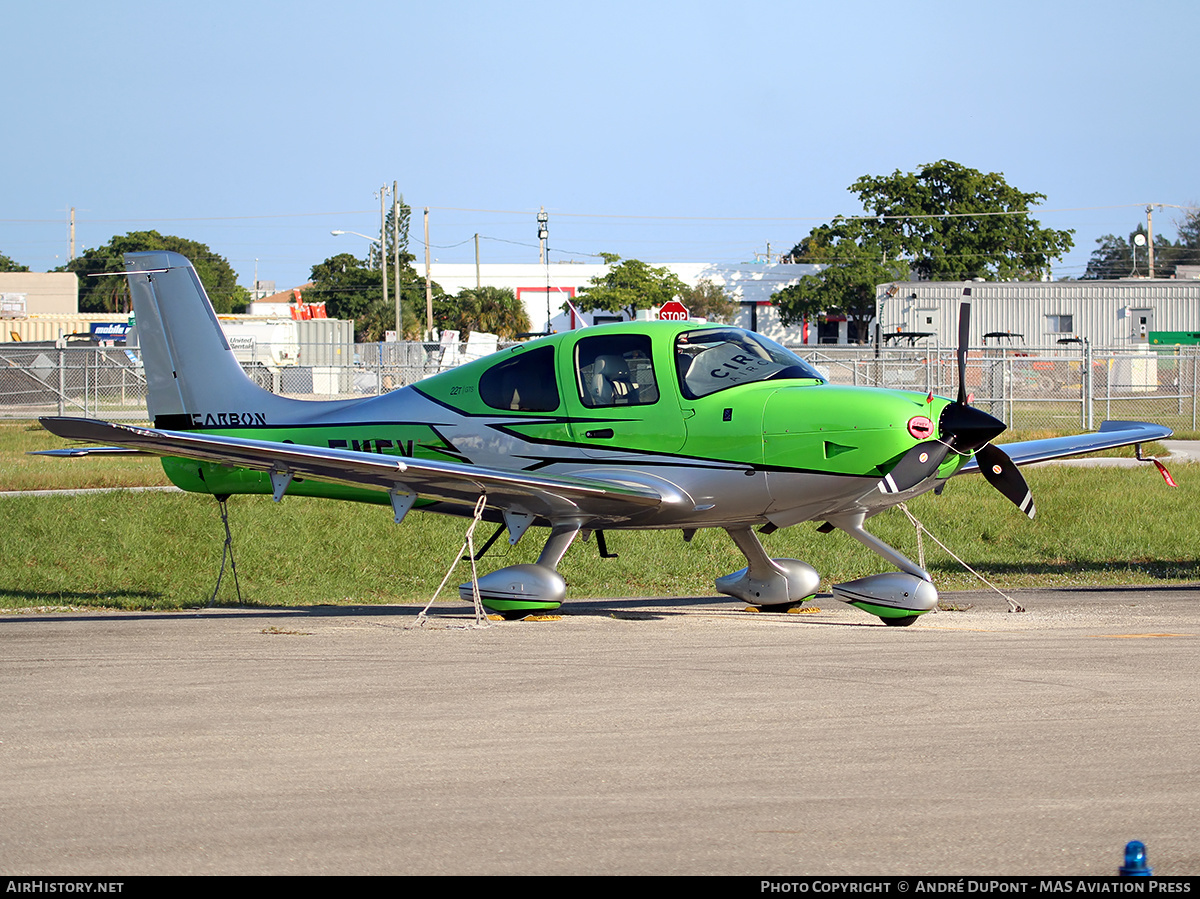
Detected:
[878,279,1200,347]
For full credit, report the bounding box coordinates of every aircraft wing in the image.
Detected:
[38,416,670,522]
[958,420,1173,473]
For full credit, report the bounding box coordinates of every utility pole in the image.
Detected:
[69,207,75,261]
[1147,205,1156,278]
[537,208,550,331]
[537,207,548,265]
[378,185,389,318]
[392,181,401,338]
[424,207,434,341]
[475,233,481,289]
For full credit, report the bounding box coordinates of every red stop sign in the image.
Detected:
[658,300,690,321]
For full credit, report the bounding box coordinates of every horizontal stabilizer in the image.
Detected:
[31,446,145,457]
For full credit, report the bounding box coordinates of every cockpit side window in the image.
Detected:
[479,345,560,412]
[575,334,660,408]
[675,328,824,399]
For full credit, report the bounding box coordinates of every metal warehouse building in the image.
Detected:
[877,279,1200,348]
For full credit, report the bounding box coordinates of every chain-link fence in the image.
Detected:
[794,343,1199,435]
[1,343,149,421]
[0,340,518,421]
[3,339,1196,435]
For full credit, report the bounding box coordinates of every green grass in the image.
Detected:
[3,420,1197,610]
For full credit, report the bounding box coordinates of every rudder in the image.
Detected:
[125,251,307,429]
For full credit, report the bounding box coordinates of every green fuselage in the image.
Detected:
[160,322,969,531]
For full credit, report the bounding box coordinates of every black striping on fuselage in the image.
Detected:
[154,413,198,430]
[155,411,268,429]
[327,438,415,456]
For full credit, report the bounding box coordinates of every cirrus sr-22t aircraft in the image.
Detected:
[41,252,1173,625]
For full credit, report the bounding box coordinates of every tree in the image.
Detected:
[574,253,688,320]
[308,252,444,342]
[1177,207,1200,249]
[680,279,736,323]
[435,286,530,339]
[774,237,908,342]
[353,291,425,343]
[794,160,1074,281]
[0,252,29,272]
[1082,208,1200,280]
[306,253,382,323]
[376,197,415,272]
[67,231,249,313]
[780,162,1074,342]
[316,193,447,341]
[1082,226,1175,280]
[1171,206,1200,271]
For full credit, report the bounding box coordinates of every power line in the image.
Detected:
[4,201,1196,228]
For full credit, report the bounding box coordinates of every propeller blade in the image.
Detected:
[957,300,971,406]
[878,440,951,495]
[976,443,1035,519]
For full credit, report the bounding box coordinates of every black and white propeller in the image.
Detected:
[976,441,1035,518]
[879,298,1036,519]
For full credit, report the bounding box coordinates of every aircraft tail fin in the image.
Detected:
[124,251,322,429]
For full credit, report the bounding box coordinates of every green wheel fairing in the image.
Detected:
[476,598,563,617]
[845,600,932,621]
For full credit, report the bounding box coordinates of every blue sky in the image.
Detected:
[4,0,1196,290]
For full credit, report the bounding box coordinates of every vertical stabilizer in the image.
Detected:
[125,251,301,429]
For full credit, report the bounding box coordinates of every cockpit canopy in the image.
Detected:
[675,328,824,399]
[476,326,826,414]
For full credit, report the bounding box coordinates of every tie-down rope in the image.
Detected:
[896,502,1025,613]
[415,494,491,628]
[209,495,243,607]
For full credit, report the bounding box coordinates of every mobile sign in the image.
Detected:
[658,300,690,321]
[90,322,132,339]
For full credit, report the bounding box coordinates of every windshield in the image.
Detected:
[675,329,824,399]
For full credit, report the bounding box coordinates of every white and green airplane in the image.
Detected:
[41,252,1173,624]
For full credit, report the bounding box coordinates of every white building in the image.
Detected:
[422,261,820,341]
